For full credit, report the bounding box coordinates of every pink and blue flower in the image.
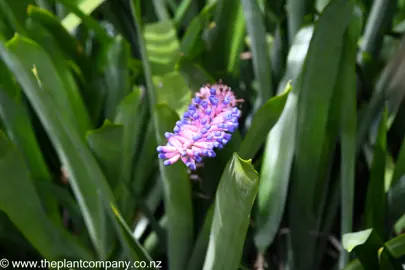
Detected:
[156,82,243,170]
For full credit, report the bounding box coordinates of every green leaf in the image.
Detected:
[107,203,154,264]
[179,2,216,59]
[152,0,170,21]
[343,229,381,268]
[7,35,91,135]
[144,21,181,75]
[358,0,396,78]
[288,1,354,269]
[339,25,358,268]
[384,234,405,258]
[241,0,273,106]
[202,153,258,270]
[253,81,296,252]
[154,71,192,117]
[276,26,313,95]
[27,6,92,77]
[24,20,92,131]
[173,0,191,26]
[239,82,291,159]
[0,61,49,183]
[57,0,109,44]
[102,36,132,119]
[365,107,387,238]
[0,34,115,259]
[187,205,214,270]
[86,120,124,190]
[155,104,194,270]
[205,0,245,75]
[345,234,405,269]
[0,61,60,222]
[114,88,144,195]
[343,229,402,269]
[388,175,405,225]
[132,121,158,197]
[0,131,93,260]
[286,0,313,43]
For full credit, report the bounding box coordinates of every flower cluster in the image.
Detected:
[156,82,243,170]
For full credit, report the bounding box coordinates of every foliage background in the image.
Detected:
[0,0,405,269]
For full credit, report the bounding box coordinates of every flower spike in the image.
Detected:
[157,82,243,170]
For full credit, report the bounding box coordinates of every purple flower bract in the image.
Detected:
[156,82,243,170]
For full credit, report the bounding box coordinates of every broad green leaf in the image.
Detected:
[132,121,158,197]
[154,71,192,117]
[144,21,181,75]
[7,35,90,135]
[288,1,354,269]
[180,2,216,59]
[24,20,92,131]
[254,82,296,252]
[102,36,132,119]
[155,104,194,270]
[187,205,214,270]
[131,0,160,201]
[384,234,405,258]
[343,229,382,269]
[27,6,92,77]
[343,229,402,269]
[277,26,313,95]
[239,82,291,159]
[205,0,245,75]
[241,0,273,106]
[0,131,92,260]
[86,120,124,191]
[114,88,145,210]
[339,26,358,268]
[344,234,405,270]
[365,107,387,238]
[286,0,313,43]
[0,34,116,259]
[0,61,59,222]
[202,153,258,270]
[0,62,50,183]
[251,25,314,255]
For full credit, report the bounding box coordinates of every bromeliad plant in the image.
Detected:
[1,0,405,270]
